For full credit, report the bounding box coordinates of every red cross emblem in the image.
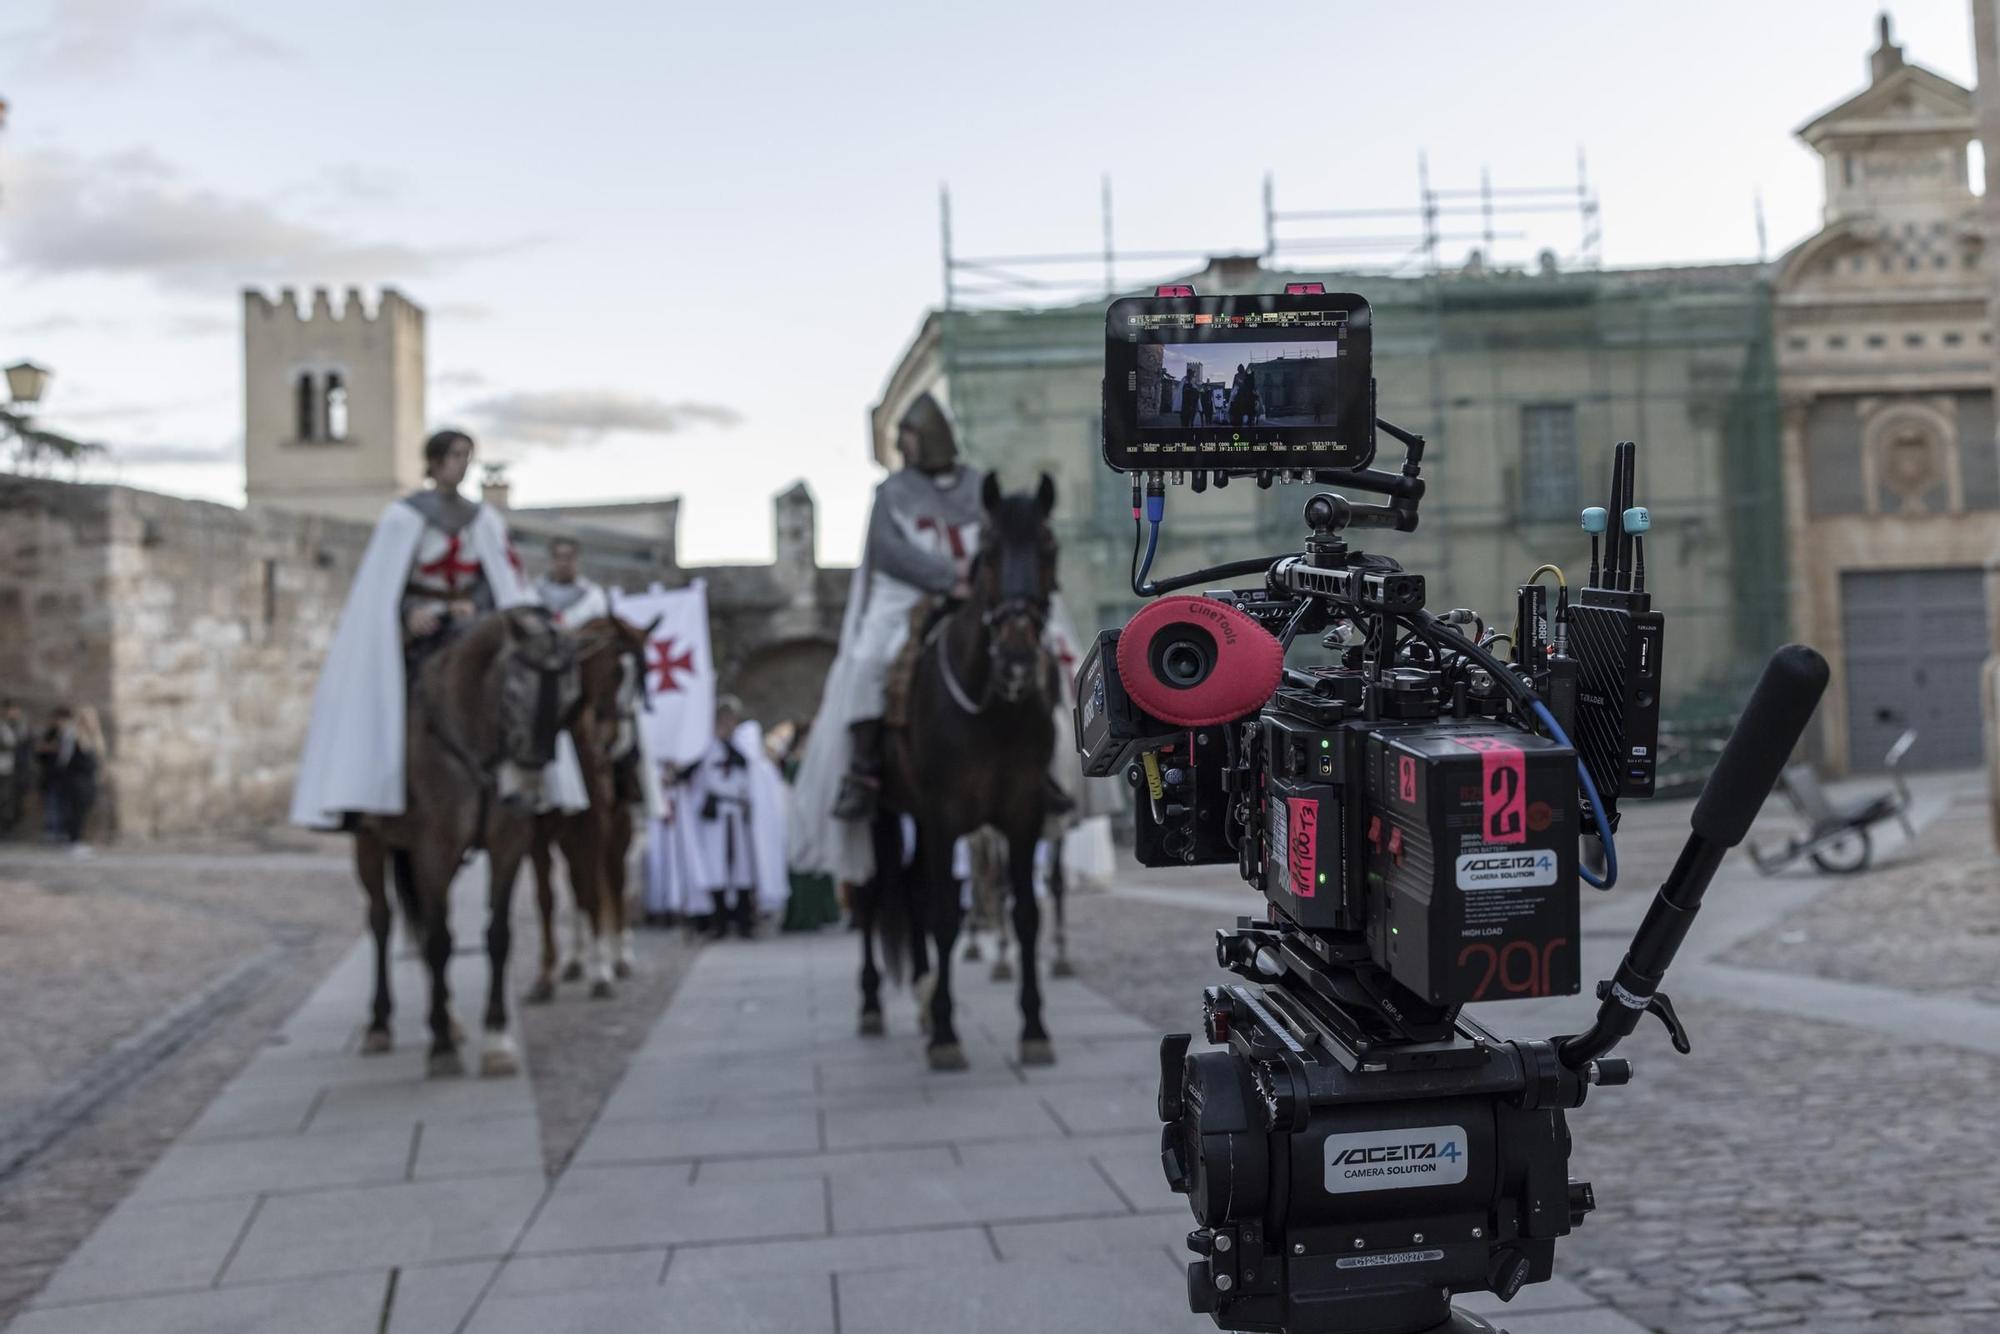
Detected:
[648,637,696,694]
[417,535,483,592]
[914,517,972,560]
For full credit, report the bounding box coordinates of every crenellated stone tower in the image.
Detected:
[243,286,426,522]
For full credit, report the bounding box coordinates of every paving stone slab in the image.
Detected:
[410,1112,544,1179]
[691,1144,957,1186]
[464,1269,834,1334]
[220,1172,546,1283]
[666,1223,995,1281]
[835,1254,1206,1334]
[10,1272,385,1334]
[820,1086,1066,1151]
[828,1152,1129,1230]
[126,1121,415,1204]
[573,1106,823,1164]
[32,1195,258,1304]
[989,1210,1197,1264]
[517,1167,826,1252]
[490,1250,669,1298]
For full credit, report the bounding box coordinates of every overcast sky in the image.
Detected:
[0,0,1976,564]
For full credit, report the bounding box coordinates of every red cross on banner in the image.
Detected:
[649,638,696,694]
[417,535,483,592]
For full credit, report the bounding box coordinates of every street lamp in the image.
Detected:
[5,360,50,408]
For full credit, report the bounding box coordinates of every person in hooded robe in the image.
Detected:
[289,428,588,829]
[680,696,787,938]
[533,535,610,630]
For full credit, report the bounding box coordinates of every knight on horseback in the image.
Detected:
[290,428,588,829]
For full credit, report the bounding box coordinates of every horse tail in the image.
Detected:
[866,811,919,984]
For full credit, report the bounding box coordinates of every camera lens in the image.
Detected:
[1163,641,1208,686]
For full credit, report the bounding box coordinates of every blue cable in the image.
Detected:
[1133,488,1165,594]
[1528,699,1618,890]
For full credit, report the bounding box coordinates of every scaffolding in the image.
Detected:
[937,156,1603,312]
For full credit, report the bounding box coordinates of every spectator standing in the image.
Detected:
[0,699,27,836]
[61,707,103,855]
[35,706,69,842]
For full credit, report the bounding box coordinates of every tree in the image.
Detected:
[1,406,102,474]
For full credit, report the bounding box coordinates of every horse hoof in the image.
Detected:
[589,979,614,1000]
[1051,958,1075,979]
[361,1028,393,1055]
[613,960,633,980]
[927,1042,968,1072]
[449,1017,466,1044]
[523,978,555,1005]
[480,1035,520,1078]
[560,960,584,983]
[428,1048,465,1078]
[1019,1038,1056,1067]
[990,960,1014,983]
[859,1010,885,1037]
[962,942,984,962]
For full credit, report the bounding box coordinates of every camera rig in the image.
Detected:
[1076,288,1828,1333]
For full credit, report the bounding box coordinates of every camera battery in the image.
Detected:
[1262,714,1364,930]
[1363,725,1580,1006]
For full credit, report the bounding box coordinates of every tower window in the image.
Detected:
[1519,404,1578,521]
[325,373,349,441]
[295,372,317,441]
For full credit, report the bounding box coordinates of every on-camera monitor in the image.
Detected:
[1103,293,1374,474]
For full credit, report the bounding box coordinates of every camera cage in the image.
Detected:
[1077,283,1832,1334]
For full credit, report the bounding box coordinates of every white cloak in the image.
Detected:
[682,722,789,912]
[539,577,610,631]
[289,498,588,829]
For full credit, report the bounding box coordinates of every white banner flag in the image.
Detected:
[611,580,716,767]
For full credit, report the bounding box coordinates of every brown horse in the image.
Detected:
[354,606,581,1077]
[860,474,1061,1071]
[526,613,656,1003]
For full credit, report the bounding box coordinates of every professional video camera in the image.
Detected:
[1074,288,1828,1334]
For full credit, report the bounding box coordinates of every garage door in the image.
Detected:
[1840,568,1990,771]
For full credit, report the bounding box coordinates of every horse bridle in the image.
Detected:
[934,564,1051,717]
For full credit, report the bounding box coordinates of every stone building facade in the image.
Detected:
[1775,18,2000,771]
[0,477,845,838]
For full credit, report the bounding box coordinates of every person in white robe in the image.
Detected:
[681,697,788,938]
[289,428,587,829]
[532,535,610,630]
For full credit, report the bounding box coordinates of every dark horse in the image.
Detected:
[859,474,1060,1071]
[354,606,580,1077]
[526,614,655,1003]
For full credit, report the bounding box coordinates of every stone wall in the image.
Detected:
[0,476,849,838]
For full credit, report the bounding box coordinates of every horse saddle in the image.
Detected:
[884,595,953,730]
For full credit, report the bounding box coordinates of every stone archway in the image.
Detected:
[724,637,838,731]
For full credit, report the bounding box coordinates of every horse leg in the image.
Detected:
[921,832,967,1071]
[610,808,637,977]
[989,837,1014,984]
[480,827,525,1077]
[566,824,614,999]
[355,831,394,1052]
[1008,828,1053,1066]
[856,878,885,1036]
[525,824,557,1004]
[419,851,462,1077]
[557,842,587,983]
[1048,837,1074,979]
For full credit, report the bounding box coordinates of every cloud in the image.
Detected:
[4,0,298,78]
[433,302,494,321]
[161,313,234,338]
[0,150,533,292]
[462,390,742,447]
[433,369,490,390]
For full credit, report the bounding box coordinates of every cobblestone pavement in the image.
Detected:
[1722,791,2000,1007]
[1061,776,2000,1334]
[0,841,700,1327]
